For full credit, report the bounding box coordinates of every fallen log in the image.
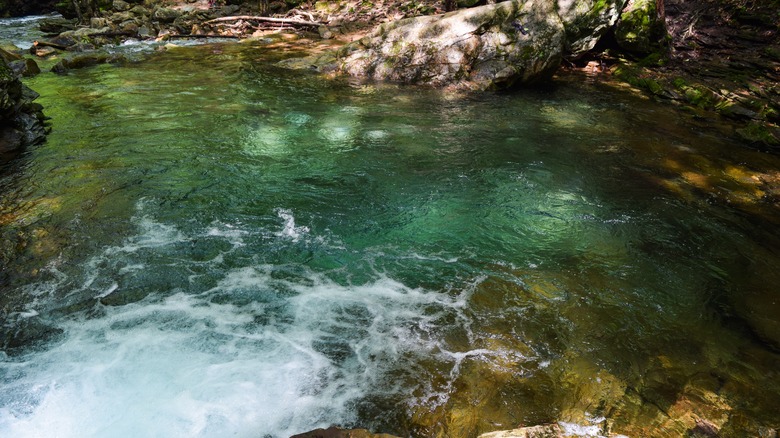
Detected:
[33,40,71,50]
[166,34,241,39]
[204,15,323,27]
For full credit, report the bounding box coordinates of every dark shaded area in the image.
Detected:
[0,57,47,165]
[0,0,58,17]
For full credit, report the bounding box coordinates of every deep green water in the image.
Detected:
[1,30,779,437]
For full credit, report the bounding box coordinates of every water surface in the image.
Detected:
[1,32,779,437]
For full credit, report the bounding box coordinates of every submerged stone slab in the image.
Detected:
[479,424,564,437]
[290,426,401,438]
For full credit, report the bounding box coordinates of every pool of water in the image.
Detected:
[0,34,779,437]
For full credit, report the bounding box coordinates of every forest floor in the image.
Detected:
[600,0,780,147]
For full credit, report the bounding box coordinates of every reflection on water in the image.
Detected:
[0,41,779,437]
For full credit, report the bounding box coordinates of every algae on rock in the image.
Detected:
[614,0,668,54]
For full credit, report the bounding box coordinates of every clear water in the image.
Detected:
[1,35,779,437]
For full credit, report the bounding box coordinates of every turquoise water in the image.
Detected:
[1,33,779,437]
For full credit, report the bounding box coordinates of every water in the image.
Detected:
[1,27,779,437]
[0,14,53,49]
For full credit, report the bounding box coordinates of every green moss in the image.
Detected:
[637,52,666,67]
[736,122,780,145]
[672,77,687,89]
[0,58,15,83]
[680,85,716,108]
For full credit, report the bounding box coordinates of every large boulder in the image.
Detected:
[286,0,565,90]
[0,55,47,160]
[556,0,627,57]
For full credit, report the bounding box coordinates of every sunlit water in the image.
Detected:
[1,25,779,438]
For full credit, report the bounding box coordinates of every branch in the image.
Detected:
[167,34,241,39]
[33,40,71,50]
[204,15,323,27]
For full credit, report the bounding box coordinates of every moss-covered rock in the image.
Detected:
[0,56,47,159]
[614,0,668,54]
[557,0,627,58]
[283,0,565,90]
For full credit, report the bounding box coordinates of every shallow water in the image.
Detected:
[1,31,779,437]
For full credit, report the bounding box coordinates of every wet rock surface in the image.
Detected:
[478,424,564,437]
[0,51,47,162]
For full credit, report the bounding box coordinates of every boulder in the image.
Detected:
[38,16,77,34]
[284,0,565,90]
[153,7,182,23]
[614,0,668,54]
[0,48,22,64]
[556,0,627,57]
[113,0,131,11]
[8,58,42,77]
[0,59,47,159]
[129,5,149,17]
[110,11,135,24]
[0,43,24,56]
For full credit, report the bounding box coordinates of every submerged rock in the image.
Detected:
[478,424,564,437]
[8,58,42,77]
[290,426,401,438]
[51,52,128,74]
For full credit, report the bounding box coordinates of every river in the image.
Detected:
[1,15,779,438]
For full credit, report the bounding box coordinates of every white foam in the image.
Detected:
[0,266,481,437]
[275,208,309,242]
[558,421,606,437]
[0,204,528,437]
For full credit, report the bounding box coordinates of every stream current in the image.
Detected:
[1,16,779,438]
